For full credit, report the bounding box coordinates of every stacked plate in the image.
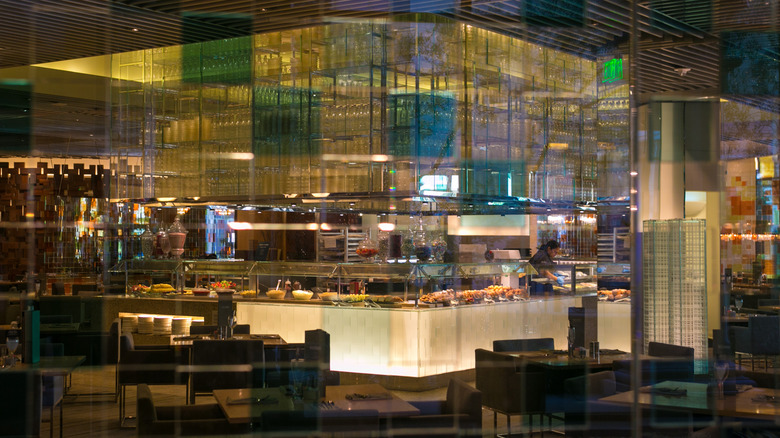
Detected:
[121,315,138,333]
[171,317,191,336]
[153,316,173,335]
[137,315,155,334]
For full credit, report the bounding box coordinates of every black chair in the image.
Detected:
[612,358,695,393]
[393,377,482,437]
[304,329,339,387]
[40,342,66,438]
[70,284,97,296]
[493,337,555,353]
[51,282,65,296]
[733,315,780,369]
[189,339,265,404]
[38,296,82,327]
[475,348,547,436]
[563,370,629,437]
[5,303,21,325]
[0,369,42,437]
[117,334,187,428]
[233,324,250,335]
[104,284,126,295]
[136,384,246,437]
[647,341,695,359]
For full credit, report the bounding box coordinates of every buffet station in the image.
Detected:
[107,258,632,381]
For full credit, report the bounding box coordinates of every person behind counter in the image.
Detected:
[529,240,564,286]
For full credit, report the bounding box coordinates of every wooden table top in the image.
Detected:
[213,387,296,424]
[600,381,780,421]
[6,355,86,376]
[325,383,420,418]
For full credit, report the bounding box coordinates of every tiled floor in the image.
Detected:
[46,364,555,437]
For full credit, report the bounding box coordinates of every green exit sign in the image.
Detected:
[602,58,623,83]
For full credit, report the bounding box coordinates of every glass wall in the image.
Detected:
[110,15,623,210]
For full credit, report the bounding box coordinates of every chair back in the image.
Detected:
[191,339,265,395]
[0,370,42,437]
[493,337,555,352]
[0,298,8,324]
[444,377,482,427]
[136,384,158,436]
[51,282,65,296]
[233,324,250,335]
[758,299,780,308]
[647,341,694,358]
[39,296,82,325]
[475,348,546,415]
[749,315,780,355]
[71,283,98,296]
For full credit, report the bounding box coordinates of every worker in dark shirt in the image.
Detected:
[529,240,564,285]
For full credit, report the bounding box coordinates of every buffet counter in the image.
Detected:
[237,295,631,378]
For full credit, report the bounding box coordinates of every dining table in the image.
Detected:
[599,380,780,422]
[213,387,297,424]
[325,383,421,418]
[133,333,287,347]
[509,349,632,370]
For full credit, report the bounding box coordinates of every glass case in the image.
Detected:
[110,258,541,307]
[528,262,597,296]
[108,259,182,295]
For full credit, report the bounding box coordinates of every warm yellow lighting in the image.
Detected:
[548,143,568,150]
[320,223,332,231]
[311,193,330,198]
[224,152,254,160]
[284,194,298,198]
[321,154,393,163]
[25,213,34,219]
[378,222,395,232]
[629,171,638,176]
[228,222,320,231]
[228,221,252,230]
[157,197,176,202]
[191,197,200,201]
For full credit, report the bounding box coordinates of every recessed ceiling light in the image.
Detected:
[132,28,139,32]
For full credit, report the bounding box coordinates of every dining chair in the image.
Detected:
[0,369,42,437]
[70,283,97,296]
[475,348,547,437]
[732,315,780,369]
[563,370,628,437]
[117,333,188,428]
[136,383,247,437]
[493,338,555,353]
[189,338,265,404]
[392,377,483,437]
[40,342,66,438]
